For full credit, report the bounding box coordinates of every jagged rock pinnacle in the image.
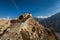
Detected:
[18,13,32,20]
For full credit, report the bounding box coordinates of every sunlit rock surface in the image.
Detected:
[0,13,58,40]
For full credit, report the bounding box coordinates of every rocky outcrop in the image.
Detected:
[0,13,58,40]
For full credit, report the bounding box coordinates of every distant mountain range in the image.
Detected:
[34,12,60,32]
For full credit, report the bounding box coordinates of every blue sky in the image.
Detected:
[0,0,60,18]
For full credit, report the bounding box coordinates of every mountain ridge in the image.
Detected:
[38,12,60,32]
[0,13,58,40]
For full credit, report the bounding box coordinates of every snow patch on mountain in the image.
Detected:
[35,16,50,18]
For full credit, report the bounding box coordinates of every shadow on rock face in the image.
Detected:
[20,30,31,40]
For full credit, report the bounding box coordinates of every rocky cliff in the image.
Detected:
[0,13,58,40]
